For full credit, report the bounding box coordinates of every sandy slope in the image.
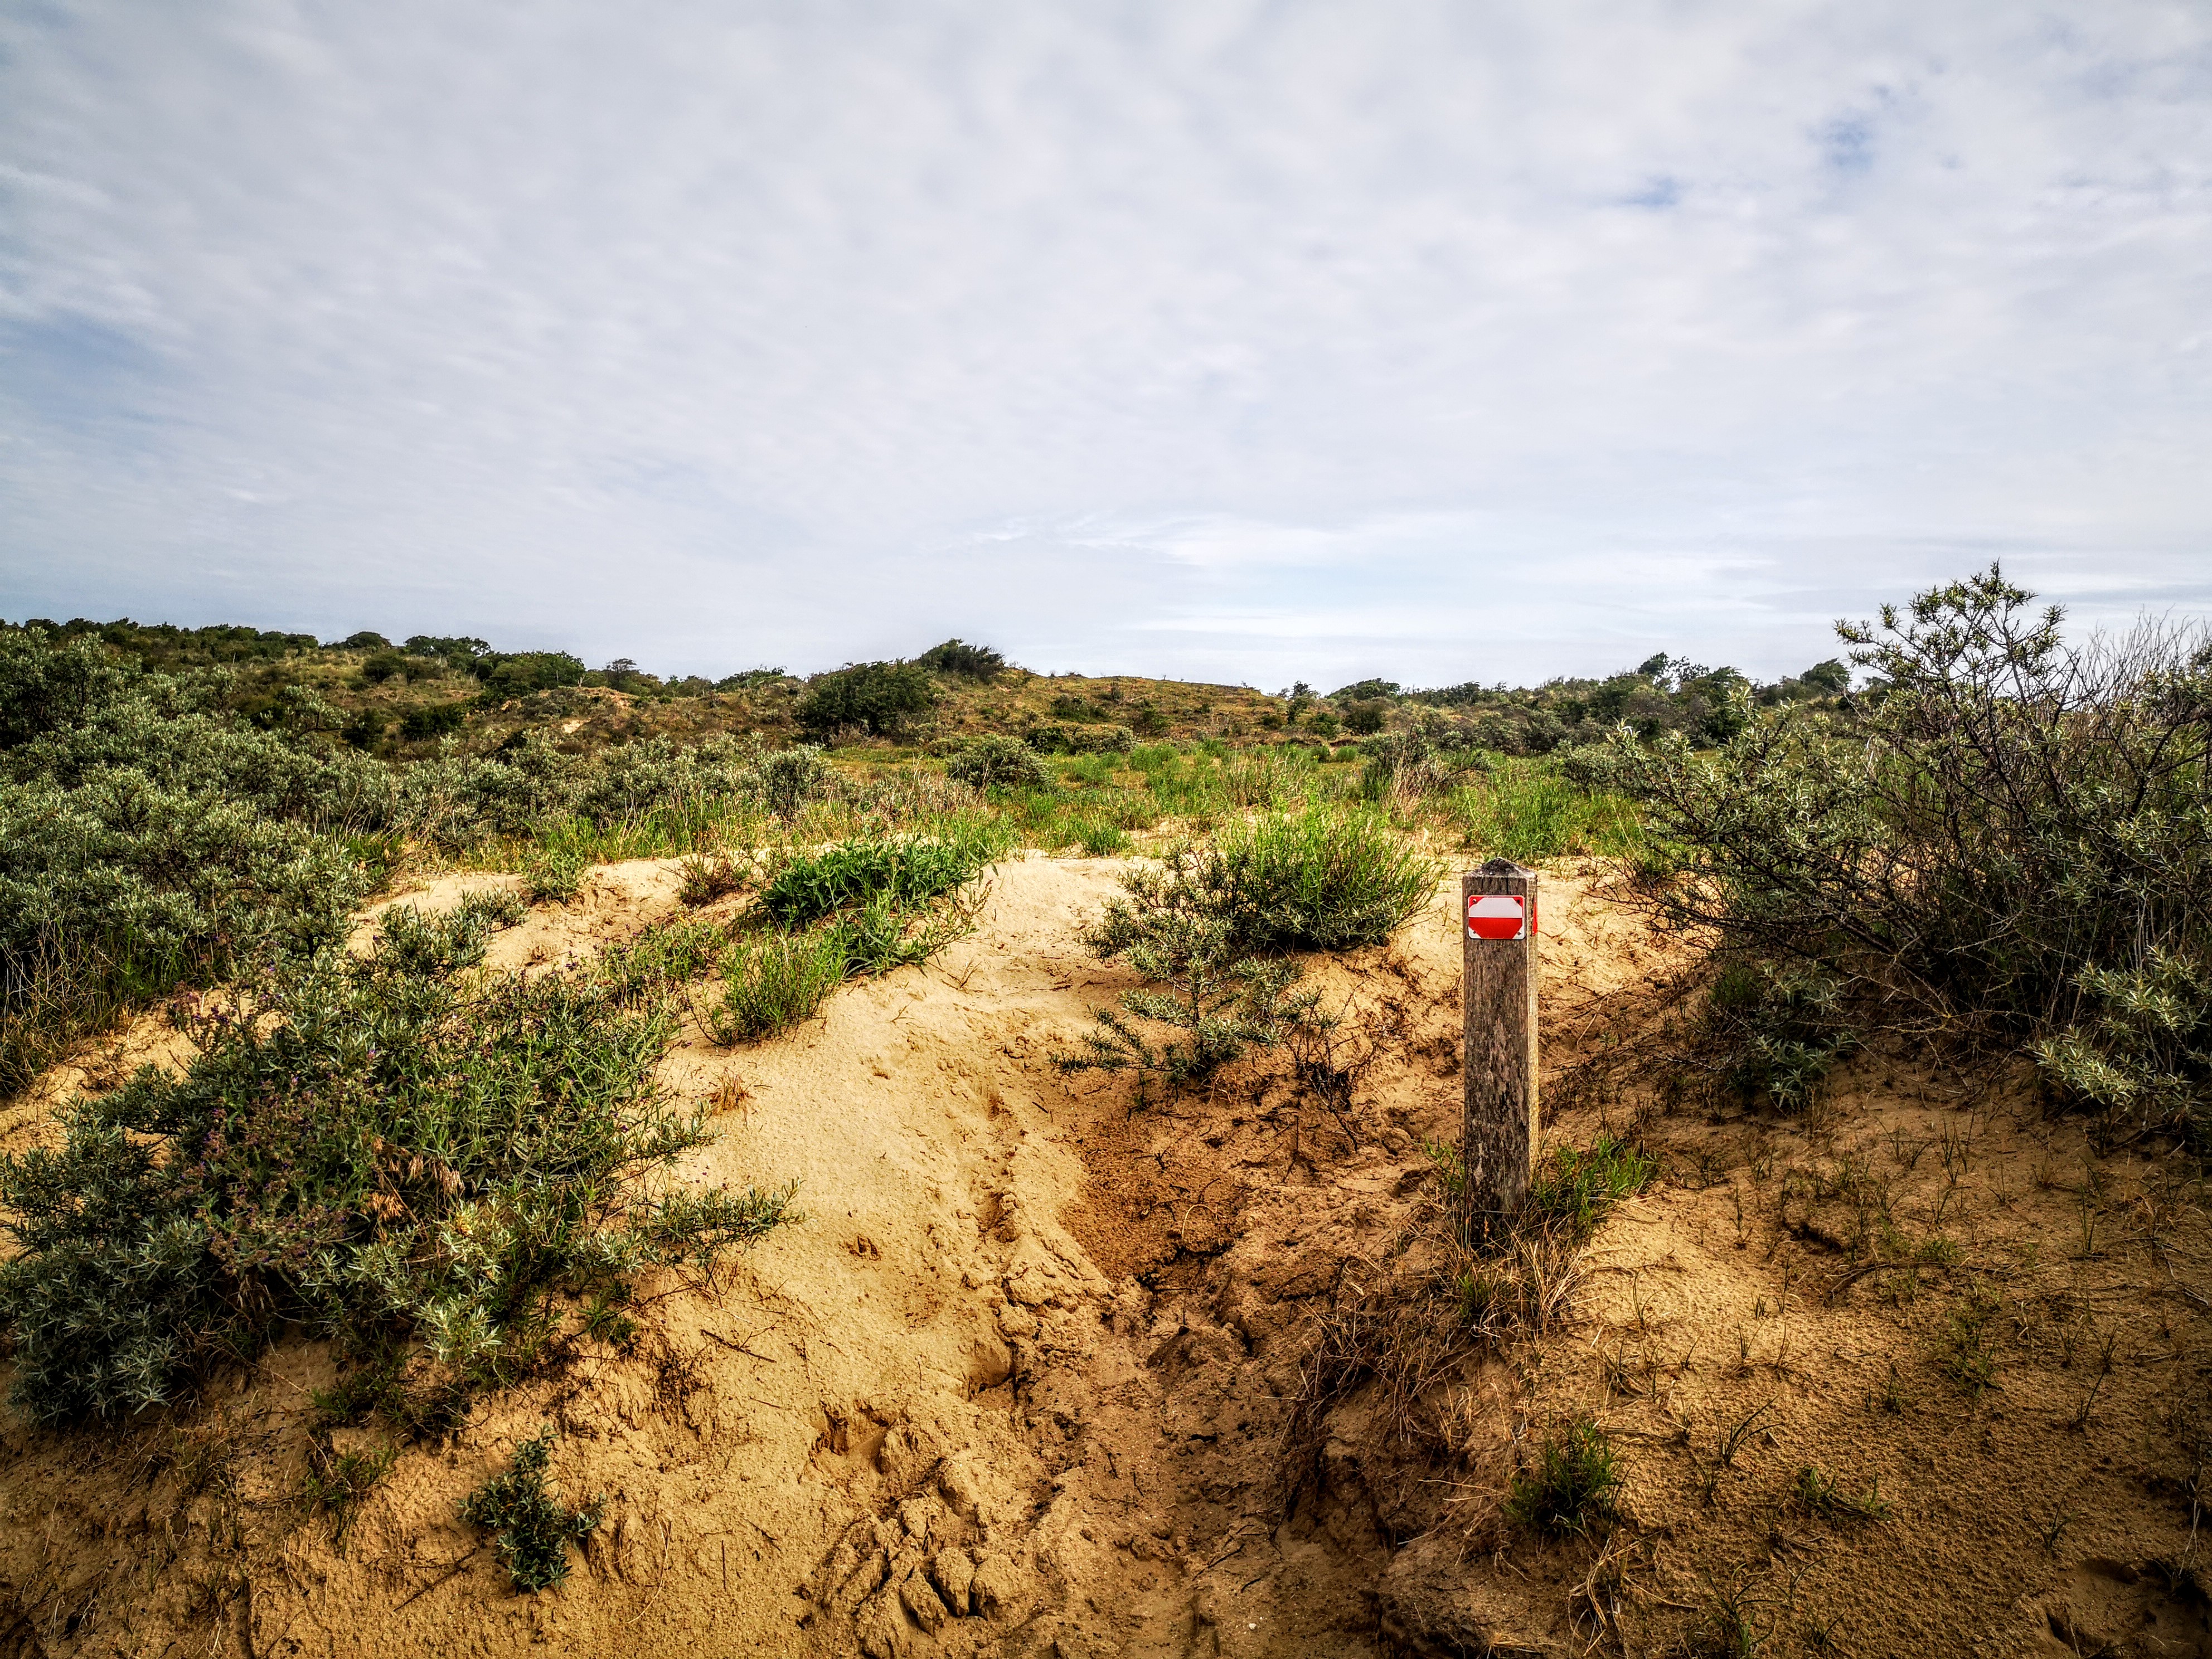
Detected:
[0,855,2208,1657]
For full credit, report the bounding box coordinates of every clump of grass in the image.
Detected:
[1795,1464,1890,1522]
[758,823,1003,926]
[1445,758,1641,863]
[704,929,848,1044]
[1070,817,1130,857]
[0,896,797,1424]
[302,1439,399,1545]
[1089,805,1433,959]
[1524,1135,1657,1240]
[676,848,748,906]
[1938,1285,2003,1400]
[459,1428,605,1593]
[1505,1415,1623,1536]
[522,842,589,903]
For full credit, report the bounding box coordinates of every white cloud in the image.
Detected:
[1,0,2208,685]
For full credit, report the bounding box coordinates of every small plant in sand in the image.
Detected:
[522,841,590,903]
[1085,805,1432,963]
[460,1428,605,1593]
[1795,1463,1889,1522]
[300,1438,399,1545]
[1523,1136,1657,1241]
[1505,1414,1623,1536]
[676,847,749,906]
[1057,909,1312,1098]
[704,826,1002,1045]
[759,824,1004,926]
[703,929,850,1044]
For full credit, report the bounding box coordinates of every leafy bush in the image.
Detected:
[523,843,589,903]
[399,702,467,741]
[1343,700,1389,736]
[758,826,1003,927]
[1597,567,2212,1137]
[795,660,938,736]
[1505,1415,1623,1536]
[460,1428,605,1592]
[947,735,1054,791]
[1091,808,1434,955]
[916,639,1006,680]
[749,744,830,820]
[481,652,586,697]
[0,629,391,1090]
[362,652,408,684]
[0,898,794,1423]
[1705,959,1857,1112]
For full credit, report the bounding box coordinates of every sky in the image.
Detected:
[2,2,2208,688]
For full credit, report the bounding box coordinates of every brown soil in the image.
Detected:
[0,858,2206,1658]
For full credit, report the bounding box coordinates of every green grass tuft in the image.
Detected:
[1505,1414,1623,1536]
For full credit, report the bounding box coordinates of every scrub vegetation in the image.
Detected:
[2,564,2205,1647]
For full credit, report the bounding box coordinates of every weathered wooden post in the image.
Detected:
[1462,858,1539,1236]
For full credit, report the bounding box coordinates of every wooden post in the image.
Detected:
[1462,858,1539,1234]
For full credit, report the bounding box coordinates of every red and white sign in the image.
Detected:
[1466,893,1530,942]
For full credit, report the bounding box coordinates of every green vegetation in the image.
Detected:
[945,734,1054,790]
[1524,1135,1657,1240]
[916,638,1006,680]
[1085,807,1434,963]
[1597,566,2212,1135]
[795,659,939,736]
[758,823,1005,926]
[1796,1463,1890,1522]
[460,1428,605,1592]
[1059,906,1311,1095]
[704,929,851,1044]
[1505,1415,1624,1536]
[1445,756,1641,862]
[0,896,794,1423]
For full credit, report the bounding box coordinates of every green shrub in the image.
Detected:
[0,899,795,1423]
[0,630,392,1090]
[1505,1415,1623,1536]
[1070,818,1129,857]
[460,1428,604,1592]
[1092,807,1433,955]
[481,652,586,697]
[759,825,1002,927]
[916,639,1005,680]
[1343,700,1389,736]
[701,929,844,1043]
[1705,960,1857,1112]
[1597,567,2212,1134]
[947,735,1054,791]
[795,660,938,736]
[748,744,830,820]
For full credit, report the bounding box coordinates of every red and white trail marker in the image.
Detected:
[1466,892,1530,942]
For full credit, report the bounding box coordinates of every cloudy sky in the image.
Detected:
[2,3,2207,686]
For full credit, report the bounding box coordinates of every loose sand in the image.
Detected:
[0,855,2206,1656]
